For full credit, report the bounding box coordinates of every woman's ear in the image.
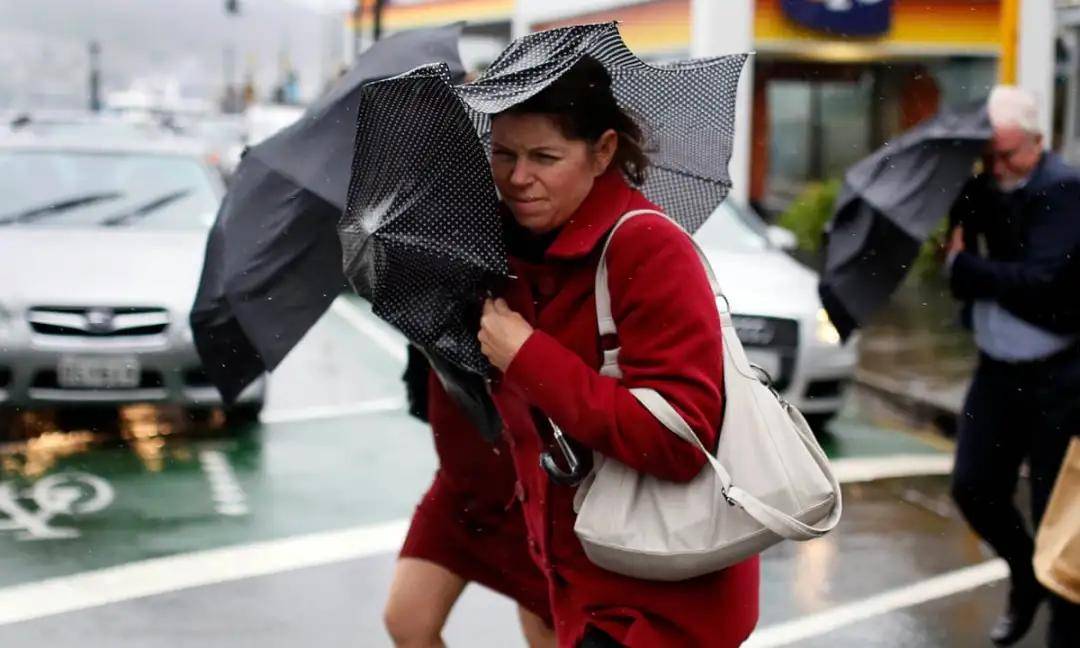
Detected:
[592,129,619,177]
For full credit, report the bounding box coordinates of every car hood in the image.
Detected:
[698,246,822,319]
[0,228,210,312]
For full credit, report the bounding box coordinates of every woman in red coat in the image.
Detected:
[477,58,761,647]
[383,348,554,648]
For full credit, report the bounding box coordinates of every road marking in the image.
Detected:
[259,396,407,424]
[745,559,1008,647]
[0,518,410,627]
[199,450,248,517]
[330,298,407,363]
[0,473,115,541]
[0,454,961,628]
[831,454,953,484]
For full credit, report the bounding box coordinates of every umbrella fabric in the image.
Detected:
[191,25,465,402]
[341,64,508,375]
[819,103,992,340]
[339,22,747,376]
[457,22,747,233]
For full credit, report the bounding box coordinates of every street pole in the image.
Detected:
[1000,0,1055,138]
[999,0,1019,84]
[1019,0,1055,138]
[373,0,386,42]
[88,41,102,112]
[224,1,241,113]
[512,2,529,40]
[691,0,754,205]
[353,0,364,57]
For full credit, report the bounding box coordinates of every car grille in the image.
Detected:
[731,315,799,392]
[805,379,848,400]
[183,367,213,387]
[27,306,170,337]
[32,369,164,390]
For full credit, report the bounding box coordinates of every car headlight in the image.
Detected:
[815,308,841,346]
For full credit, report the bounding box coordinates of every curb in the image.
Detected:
[854,369,967,418]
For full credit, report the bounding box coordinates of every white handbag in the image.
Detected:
[565,209,843,581]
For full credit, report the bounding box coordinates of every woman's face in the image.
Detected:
[490,113,616,234]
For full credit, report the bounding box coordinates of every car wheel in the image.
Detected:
[224,402,263,428]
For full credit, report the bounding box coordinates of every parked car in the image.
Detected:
[0,120,265,424]
[694,201,856,431]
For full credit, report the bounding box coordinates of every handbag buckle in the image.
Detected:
[722,488,737,507]
[749,362,784,401]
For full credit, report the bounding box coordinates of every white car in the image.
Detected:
[0,120,265,424]
[693,202,856,430]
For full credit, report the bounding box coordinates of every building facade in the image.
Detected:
[354,1,1045,211]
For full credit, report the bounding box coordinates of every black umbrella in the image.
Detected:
[190,24,465,402]
[818,103,992,340]
[340,22,747,478]
[458,22,747,233]
[339,64,509,376]
[338,22,748,378]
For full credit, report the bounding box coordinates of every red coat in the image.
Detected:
[398,372,552,624]
[490,171,760,647]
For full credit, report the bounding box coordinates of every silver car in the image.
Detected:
[694,201,858,432]
[0,122,265,422]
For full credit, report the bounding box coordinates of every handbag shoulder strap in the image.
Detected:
[596,209,842,540]
[631,387,842,539]
[595,209,726,338]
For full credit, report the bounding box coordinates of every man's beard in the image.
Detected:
[995,174,1025,192]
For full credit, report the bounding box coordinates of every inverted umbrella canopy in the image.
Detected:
[819,102,992,340]
[457,22,747,233]
[340,22,748,376]
[191,24,465,402]
[340,64,508,375]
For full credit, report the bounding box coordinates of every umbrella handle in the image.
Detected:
[540,423,587,486]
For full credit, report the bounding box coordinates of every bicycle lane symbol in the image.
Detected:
[0,472,115,541]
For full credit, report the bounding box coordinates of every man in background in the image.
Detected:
[946,85,1080,648]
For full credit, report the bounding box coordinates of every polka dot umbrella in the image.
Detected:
[340,22,748,376]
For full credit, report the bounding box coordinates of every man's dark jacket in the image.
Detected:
[950,152,1080,335]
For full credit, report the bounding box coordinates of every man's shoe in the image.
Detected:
[989,585,1045,646]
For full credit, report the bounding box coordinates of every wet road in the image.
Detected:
[0,299,1051,647]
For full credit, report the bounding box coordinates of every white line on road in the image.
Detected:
[0,454,961,630]
[0,518,410,627]
[199,450,249,517]
[259,396,407,424]
[330,298,407,363]
[745,559,1008,647]
[831,454,953,484]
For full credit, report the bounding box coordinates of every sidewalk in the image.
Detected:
[851,280,974,424]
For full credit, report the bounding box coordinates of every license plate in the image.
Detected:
[743,349,781,384]
[57,356,141,389]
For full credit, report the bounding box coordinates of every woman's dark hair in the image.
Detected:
[497,56,649,186]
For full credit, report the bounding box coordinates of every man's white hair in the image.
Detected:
[988,85,1041,134]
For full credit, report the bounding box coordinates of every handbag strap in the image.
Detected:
[596,209,842,540]
[595,209,726,339]
[630,388,841,539]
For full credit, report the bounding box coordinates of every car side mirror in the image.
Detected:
[766,225,798,251]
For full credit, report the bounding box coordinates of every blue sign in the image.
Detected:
[780,0,893,37]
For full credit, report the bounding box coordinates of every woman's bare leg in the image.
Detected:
[518,604,556,648]
[384,558,467,648]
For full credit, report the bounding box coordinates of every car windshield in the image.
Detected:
[692,201,771,253]
[0,149,220,230]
